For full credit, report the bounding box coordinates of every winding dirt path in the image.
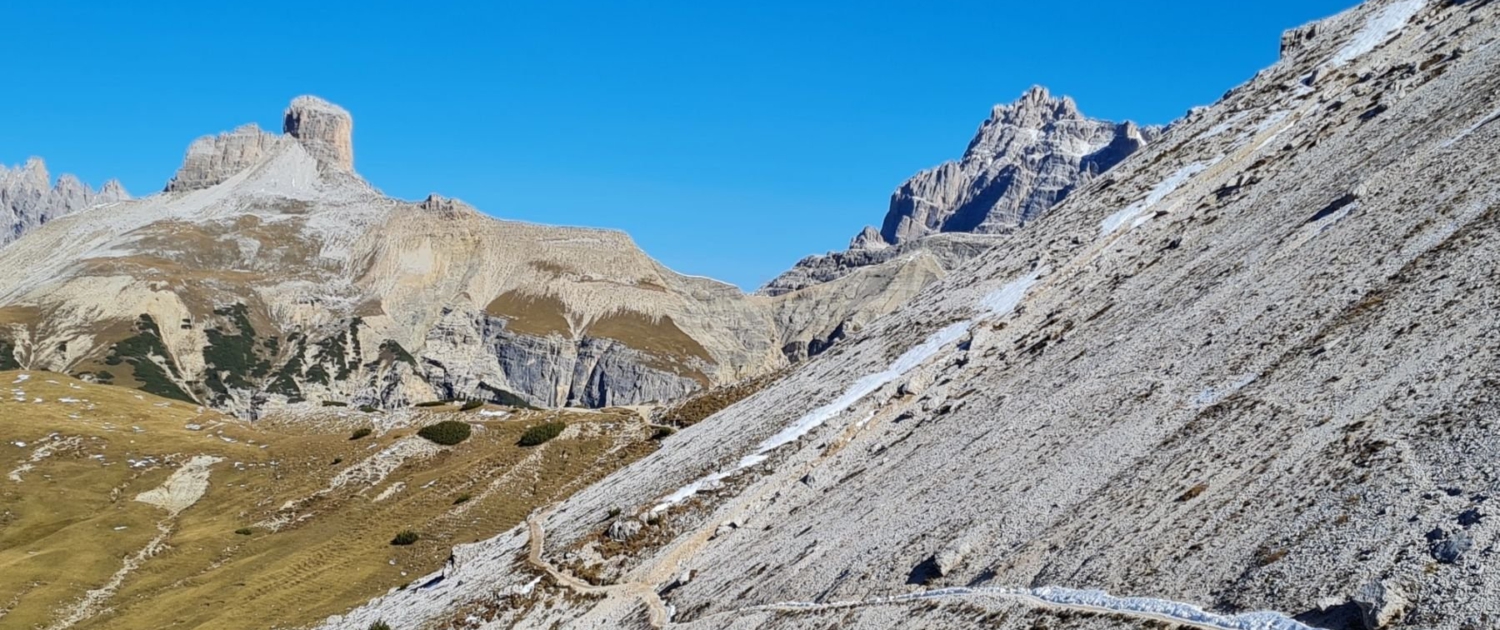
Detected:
[526,509,669,628]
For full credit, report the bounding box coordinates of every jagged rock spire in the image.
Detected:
[2,157,131,248]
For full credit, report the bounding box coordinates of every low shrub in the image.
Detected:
[417,420,472,446]
[321,400,348,407]
[234,527,254,536]
[459,400,484,411]
[453,493,472,505]
[369,622,393,630]
[651,425,676,441]
[518,422,566,447]
[349,427,373,440]
[390,530,420,546]
[413,400,448,408]
[359,405,379,414]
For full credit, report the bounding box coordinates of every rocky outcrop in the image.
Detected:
[1,158,128,248]
[165,124,287,192]
[283,95,355,172]
[420,308,707,408]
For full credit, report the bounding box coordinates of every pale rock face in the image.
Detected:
[283,95,355,172]
[1,158,129,248]
[165,124,287,192]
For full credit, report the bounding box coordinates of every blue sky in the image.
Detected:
[3,0,1355,289]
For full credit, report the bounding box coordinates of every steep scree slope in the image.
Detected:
[319,1,1500,628]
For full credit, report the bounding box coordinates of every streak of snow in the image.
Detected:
[1100,163,1211,237]
[1327,0,1426,69]
[12,374,30,384]
[980,269,1043,318]
[1439,104,1500,149]
[653,271,1043,512]
[1200,112,1249,139]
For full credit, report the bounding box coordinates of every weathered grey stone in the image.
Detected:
[1353,580,1410,630]
[607,518,643,542]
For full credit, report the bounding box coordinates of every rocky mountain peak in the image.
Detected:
[283,95,355,172]
[2,157,131,248]
[985,85,1083,130]
[849,225,889,251]
[881,86,1149,246]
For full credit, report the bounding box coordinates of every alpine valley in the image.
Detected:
[4,1,1499,629]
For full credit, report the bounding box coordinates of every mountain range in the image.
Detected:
[5,0,1499,628]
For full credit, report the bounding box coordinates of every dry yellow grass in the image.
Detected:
[0,370,657,629]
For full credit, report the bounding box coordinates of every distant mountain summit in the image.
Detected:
[759,88,1156,356]
[1,158,128,248]
[880,85,1157,246]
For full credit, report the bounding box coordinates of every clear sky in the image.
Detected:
[3,0,1356,289]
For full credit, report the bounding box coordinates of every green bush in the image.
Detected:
[390,530,420,546]
[517,422,566,447]
[459,400,484,411]
[322,400,348,407]
[651,425,676,441]
[417,420,472,446]
[349,427,373,440]
[358,405,379,414]
[453,493,472,505]
[234,527,254,536]
[413,400,448,408]
[369,621,393,630]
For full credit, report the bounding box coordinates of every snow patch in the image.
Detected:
[1327,0,1426,69]
[1100,163,1211,237]
[652,271,1044,512]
